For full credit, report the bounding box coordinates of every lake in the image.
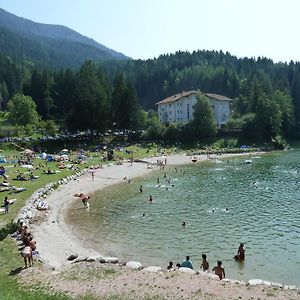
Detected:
[66,149,300,285]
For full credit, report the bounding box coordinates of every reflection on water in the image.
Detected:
[67,149,300,285]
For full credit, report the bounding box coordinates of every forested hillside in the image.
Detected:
[101,50,299,138]
[0,8,128,68]
[102,50,297,109]
[1,48,300,142]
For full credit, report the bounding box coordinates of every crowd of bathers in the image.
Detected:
[135,163,246,280]
[166,245,245,280]
[167,255,226,279]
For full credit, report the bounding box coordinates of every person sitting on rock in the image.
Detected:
[180,255,193,269]
[167,261,174,271]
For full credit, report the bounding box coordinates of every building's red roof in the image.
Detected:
[156,91,232,105]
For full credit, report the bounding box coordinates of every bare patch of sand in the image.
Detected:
[19,262,299,300]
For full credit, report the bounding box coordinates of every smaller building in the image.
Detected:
[156,91,232,128]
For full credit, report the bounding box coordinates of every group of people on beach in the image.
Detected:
[166,255,225,280]
[15,222,37,268]
[167,244,245,280]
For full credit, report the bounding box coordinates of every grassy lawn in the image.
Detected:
[0,147,105,300]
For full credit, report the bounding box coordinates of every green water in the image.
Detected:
[67,149,300,285]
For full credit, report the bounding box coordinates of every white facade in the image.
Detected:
[156,91,231,128]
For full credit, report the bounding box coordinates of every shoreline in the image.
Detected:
[29,152,255,270]
[17,150,300,298]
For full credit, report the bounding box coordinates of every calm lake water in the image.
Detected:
[67,149,300,285]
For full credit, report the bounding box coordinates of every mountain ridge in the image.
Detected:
[0,8,128,68]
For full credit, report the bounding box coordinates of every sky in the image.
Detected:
[0,0,300,62]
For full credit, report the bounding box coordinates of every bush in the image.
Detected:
[0,221,19,241]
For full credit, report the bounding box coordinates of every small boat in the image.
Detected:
[245,159,253,164]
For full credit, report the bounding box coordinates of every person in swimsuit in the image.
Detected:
[212,261,225,280]
[234,243,245,261]
[21,246,33,268]
[200,254,209,271]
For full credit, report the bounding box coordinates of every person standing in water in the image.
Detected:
[234,243,245,261]
[149,195,153,203]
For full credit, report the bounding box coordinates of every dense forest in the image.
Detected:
[0,49,299,144]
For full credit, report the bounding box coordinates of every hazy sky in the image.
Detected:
[0,0,299,62]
